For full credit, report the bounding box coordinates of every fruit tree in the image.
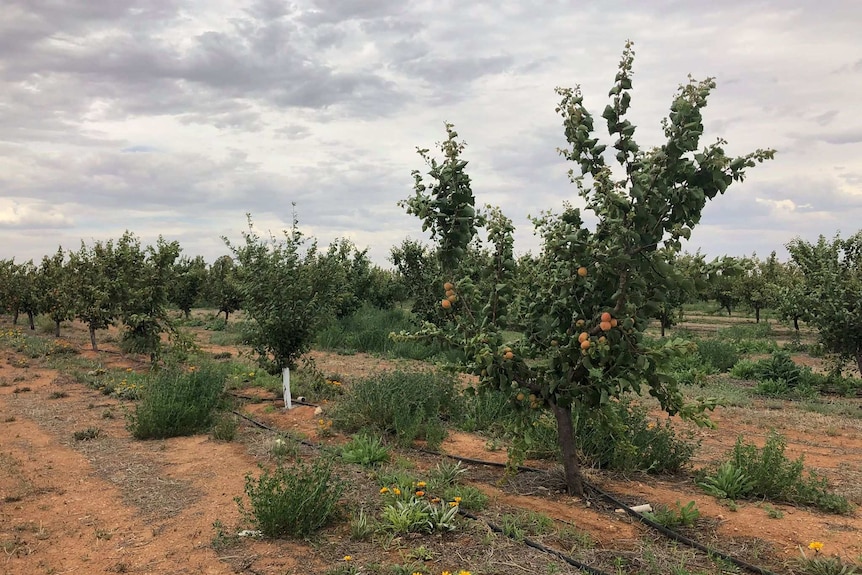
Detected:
[398,42,774,495]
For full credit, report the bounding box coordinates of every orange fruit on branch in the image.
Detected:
[441,299,452,309]
[600,312,612,323]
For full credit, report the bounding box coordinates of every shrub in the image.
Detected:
[238,461,344,538]
[730,359,759,380]
[700,431,852,514]
[696,339,741,372]
[127,363,225,439]
[573,398,698,473]
[211,413,239,441]
[331,370,462,448]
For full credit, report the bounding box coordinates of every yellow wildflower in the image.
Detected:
[454,497,462,503]
[458,571,471,575]
[393,488,401,496]
[380,487,389,494]
[808,541,824,552]
[415,491,425,497]
[416,481,426,488]
[344,555,352,561]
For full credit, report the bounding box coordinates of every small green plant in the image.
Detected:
[211,413,239,441]
[381,499,431,534]
[269,436,297,460]
[759,503,784,519]
[341,434,390,466]
[73,427,102,441]
[425,499,460,533]
[349,508,375,541]
[211,520,240,550]
[797,543,859,575]
[498,510,554,540]
[406,545,435,561]
[237,460,344,538]
[428,459,468,489]
[48,390,69,399]
[441,485,488,511]
[698,460,754,500]
[643,501,700,528]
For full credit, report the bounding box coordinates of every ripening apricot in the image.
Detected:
[443,282,454,291]
[576,319,585,328]
[447,294,458,303]
[441,299,452,310]
[601,312,612,323]
[445,289,455,297]
[600,321,612,332]
[610,318,618,328]
[516,392,525,401]
[580,339,591,350]
[503,350,514,360]
[599,336,607,344]
[577,266,588,277]
[578,332,589,343]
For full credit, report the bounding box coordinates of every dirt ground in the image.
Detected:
[1,316,860,574]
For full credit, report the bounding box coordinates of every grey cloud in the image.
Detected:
[816,130,862,145]
[813,110,838,126]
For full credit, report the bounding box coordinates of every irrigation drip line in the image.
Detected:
[457,509,612,575]
[230,412,777,575]
[418,448,778,575]
[584,482,778,575]
[229,410,318,448]
[227,391,319,408]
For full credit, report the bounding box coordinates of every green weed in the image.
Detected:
[126,363,225,439]
[237,461,344,538]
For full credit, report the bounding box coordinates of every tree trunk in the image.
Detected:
[793,316,800,332]
[856,350,862,378]
[89,325,98,352]
[13,310,19,325]
[184,309,191,319]
[660,317,666,338]
[224,309,230,324]
[54,320,60,337]
[551,400,584,497]
[755,307,761,323]
[27,311,35,330]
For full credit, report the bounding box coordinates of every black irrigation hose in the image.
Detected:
[419,448,779,575]
[457,508,612,575]
[230,410,318,448]
[226,391,319,408]
[584,481,779,575]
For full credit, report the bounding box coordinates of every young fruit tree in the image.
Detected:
[786,232,862,375]
[398,42,774,495]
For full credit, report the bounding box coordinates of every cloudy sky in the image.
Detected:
[2,0,861,268]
